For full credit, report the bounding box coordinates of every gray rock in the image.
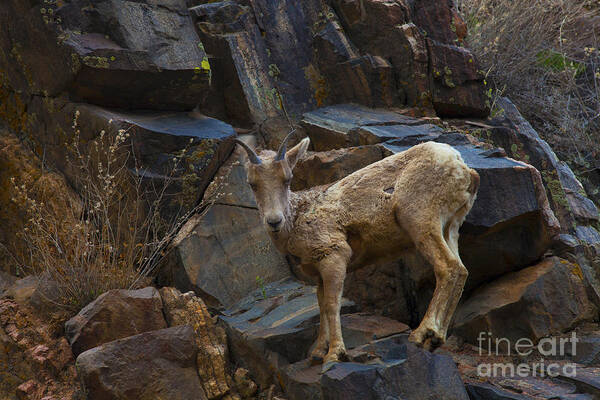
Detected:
[220,278,357,387]
[1,0,211,110]
[302,104,426,151]
[65,287,167,356]
[490,98,599,229]
[76,325,207,400]
[558,367,600,398]
[565,335,600,366]
[282,335,469,400]
[166,145,290,308]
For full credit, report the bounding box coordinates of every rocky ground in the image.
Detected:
[1,0,600,399]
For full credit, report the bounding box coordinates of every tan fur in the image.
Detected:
[243,138,479,366]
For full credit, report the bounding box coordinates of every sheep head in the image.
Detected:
[235,134,310,232]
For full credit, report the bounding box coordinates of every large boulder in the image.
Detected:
[76,325,206,400]
[65,287,167,356]
[164,141,291,308]
[452,257,597,346]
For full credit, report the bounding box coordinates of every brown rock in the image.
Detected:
[160,287,231,399]
[76,325,206,400]
[453,257,597,346]
[233,368,258,399]
[64,287,166,356]
[0,128,80,275]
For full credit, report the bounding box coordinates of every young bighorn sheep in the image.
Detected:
[235,132,479,367]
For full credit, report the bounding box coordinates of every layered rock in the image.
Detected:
[0,0,211,110]
[188,0,487,119]
[160,287,231,399]
[220,279,467,399]
[452,257,597,346]
[0,1,235,217]
[65,287,167,356]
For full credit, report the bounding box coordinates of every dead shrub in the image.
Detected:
[458,0,600,170]
[9,111,221,315]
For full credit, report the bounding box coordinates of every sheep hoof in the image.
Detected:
[408,327,444,352]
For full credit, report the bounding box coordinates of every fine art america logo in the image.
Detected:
[476,332,578,378]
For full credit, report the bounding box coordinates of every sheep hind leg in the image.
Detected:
[408,226,468,352]
[309,276,329,364]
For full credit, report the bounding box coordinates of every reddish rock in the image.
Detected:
[65,287,167,356]
[16,380,41,400]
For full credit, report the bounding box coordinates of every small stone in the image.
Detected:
[234,368,258,398]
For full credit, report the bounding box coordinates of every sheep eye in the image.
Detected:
[248,182,258,191]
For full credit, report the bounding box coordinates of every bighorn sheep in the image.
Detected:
[235,131,479,367]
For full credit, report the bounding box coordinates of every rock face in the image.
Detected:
[0,0,211,111]
[0,127,81,275]
[65,287,167,356]
[160,287,231,399]
[484,98,600,306]
[165,144,291,308]
[187,0,487,119]
[76,325,206,400]
[452,257,597,346]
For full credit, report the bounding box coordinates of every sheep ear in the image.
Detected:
[286,137,310,169]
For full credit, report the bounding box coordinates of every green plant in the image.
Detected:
[256,275,267,300]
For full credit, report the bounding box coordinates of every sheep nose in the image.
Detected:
[267,217,283,228]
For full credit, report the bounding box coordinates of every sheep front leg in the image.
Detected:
[309,277,329,363]
[317,250,349,367]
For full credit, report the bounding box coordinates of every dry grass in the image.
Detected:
[9,112,219,315]
[458,0,600,169]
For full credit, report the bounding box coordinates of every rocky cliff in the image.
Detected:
[1,0,600,399]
